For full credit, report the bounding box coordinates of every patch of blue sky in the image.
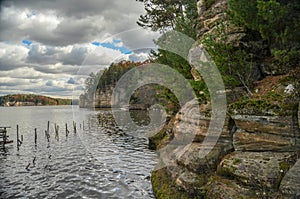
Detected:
[92,40,132,55]
[22,39,32,47]
[113,39,122,43]
[26,10,38,18]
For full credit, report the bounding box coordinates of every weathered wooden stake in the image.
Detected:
[17,125,19,150]
[16,125,22,150]
[73,121,77,134]
[47,121,50,135]
[21,135,23,142]
[34,128,37,146]
[45,130,50,142]
[54,123,59,141]
[65,123,69,137]
[2,127,6,149]
[83,121,85,130]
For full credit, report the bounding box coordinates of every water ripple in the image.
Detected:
[0,107,158,198]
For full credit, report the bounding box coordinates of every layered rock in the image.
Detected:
[151,100,234,198]
[232,115,300,152]
[94,87,113,108]
[151,102,300,198]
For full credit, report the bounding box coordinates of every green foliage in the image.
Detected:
[228,0,300,68]
[201,23,256,90]
[203,0,216,10]
[97,61,136,90]
[138,0,207,108]
[137,0,198,32]
[271,48,300,71]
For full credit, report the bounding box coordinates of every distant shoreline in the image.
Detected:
[0,104,75,107]
[0,94,78,107]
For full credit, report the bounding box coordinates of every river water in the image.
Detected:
[0,106,159,198]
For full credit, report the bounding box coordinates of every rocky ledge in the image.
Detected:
[150,100,300,198]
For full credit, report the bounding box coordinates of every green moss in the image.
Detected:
[151,168,191,199]
[232,158,242,165]
[148,117,175,150]
[279,161,290,172]
[217,163,237,179]
[230,99,281,115]
[229,94,296,116]
[148,129,169,150]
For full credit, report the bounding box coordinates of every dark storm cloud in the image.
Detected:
[1,0,116,18]
[0,0,155,47]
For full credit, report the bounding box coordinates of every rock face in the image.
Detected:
[280,158,300,198]
[151,100,300,199]
[94,87,113,108]
[81,84,158,109]
[151,100,234,198]
[151,96,300,198]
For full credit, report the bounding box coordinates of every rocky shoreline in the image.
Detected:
[148,1,300,197]
[150,100,300,198]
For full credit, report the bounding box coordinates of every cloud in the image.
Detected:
[0,0,160,98]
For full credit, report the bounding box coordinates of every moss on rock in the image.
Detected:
[151,168,192,199]
[148,117,175,150]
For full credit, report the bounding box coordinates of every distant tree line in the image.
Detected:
[0,94,72,106]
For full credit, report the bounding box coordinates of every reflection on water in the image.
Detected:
[0,106,158,198]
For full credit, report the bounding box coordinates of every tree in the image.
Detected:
[137,0,198,33]
[228,0,300,73]
[228,0,300,50]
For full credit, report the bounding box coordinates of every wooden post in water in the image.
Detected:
[45,130,50,142]
[54,123,59,141]
[2,127,6,149]
[65,123,69,137]
[34,128,37,146]
[47,121,50,135]
[17,125,20,151]
[21,135,23,142]
[73,121,77,134]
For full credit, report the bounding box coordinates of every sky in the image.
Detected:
[0,0,160,98]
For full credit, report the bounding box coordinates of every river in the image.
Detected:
[0,106,159,198]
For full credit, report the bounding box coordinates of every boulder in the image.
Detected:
[279,158,300,198]
[217,152,298,190]
[175,171,207,196]
[176,141,233,173]
[205,175,258,199]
